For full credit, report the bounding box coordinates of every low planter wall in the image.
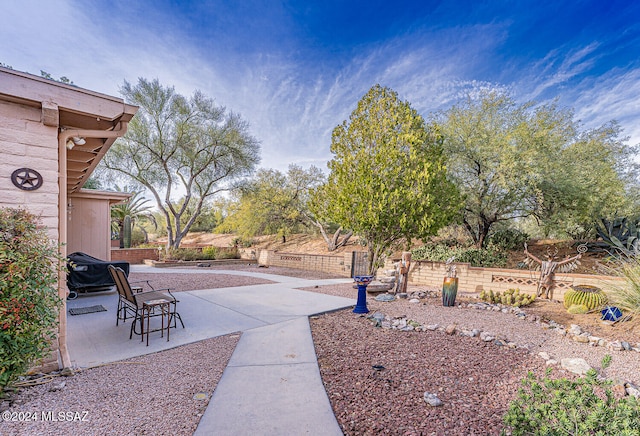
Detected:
[380,258,625,300]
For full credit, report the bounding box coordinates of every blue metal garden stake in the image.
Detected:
[353,275,373,314]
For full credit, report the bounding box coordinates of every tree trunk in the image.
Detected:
[314,221,352,252]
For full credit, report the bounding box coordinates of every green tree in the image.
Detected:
[321,84,460,274]
[435,90,636,247]
[220,164,325,242]
[102,78,260,249]
[308,182,354,251]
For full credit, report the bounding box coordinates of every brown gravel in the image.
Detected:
[3,266,639,436]
[1,335,239,436]
[312,312,543,436]
[308,283,640,435]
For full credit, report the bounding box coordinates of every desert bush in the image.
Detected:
[487,228,529,251]
[232,236,254,248]
[502,357,640,435]
[0,208,63,394]
[163,246,238,261]
[201,246,218,259]
[216,248,239,259]
[411,243,507,267]
[164,248,205,261]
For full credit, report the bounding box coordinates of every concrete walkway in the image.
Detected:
[66,266,353,435]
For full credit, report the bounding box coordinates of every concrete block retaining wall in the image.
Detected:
[382,258,625,299]
[254,250,354,277]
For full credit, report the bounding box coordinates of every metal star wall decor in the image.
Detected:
[11,168,43,191]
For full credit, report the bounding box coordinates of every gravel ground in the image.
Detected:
[2,266,639,436]
[308,283,640,435]
[1,335,239,436]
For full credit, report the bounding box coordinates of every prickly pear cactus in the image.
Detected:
[563,285,607,311]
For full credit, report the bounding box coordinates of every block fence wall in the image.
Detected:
[111,248,159,264]
[253,250,354,277]
[382,258,625,300]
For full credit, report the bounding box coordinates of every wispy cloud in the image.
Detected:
[522,42,601,101]
[2,0,638,173]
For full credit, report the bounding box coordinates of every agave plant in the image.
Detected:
[595,216,640,258]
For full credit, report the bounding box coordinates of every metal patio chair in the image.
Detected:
[107,265,185,339]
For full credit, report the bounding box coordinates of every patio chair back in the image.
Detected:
[108,265,138,307]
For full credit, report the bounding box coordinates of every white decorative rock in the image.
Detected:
[538,352,551,360]
[560,358,592,375]
[423,392,443,407]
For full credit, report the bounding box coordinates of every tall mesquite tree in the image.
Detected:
[435,90,636,246]
[320,85,460,274]
[102,78,260,248]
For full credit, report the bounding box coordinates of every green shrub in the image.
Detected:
[411,244,507,267]
[216,248,240,259]
[201,246,218,259]
[0,208,63,394]
[164,248,203,261]
[487,229,529,251]
[502,357,640,435]
[163,246,237,261]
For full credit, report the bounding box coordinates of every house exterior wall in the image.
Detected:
[67,196,111,260]
[0,99,61,372]
[0,99,59,237]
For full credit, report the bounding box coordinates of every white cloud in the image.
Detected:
[2,2,637,175]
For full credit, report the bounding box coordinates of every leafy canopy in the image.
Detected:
[219,164,325,242]
[435,89,637,247]
[321,84,460,273]
[101,78,260,249]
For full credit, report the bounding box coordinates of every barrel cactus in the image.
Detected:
[563,285,608,311]
[567,304,589,314]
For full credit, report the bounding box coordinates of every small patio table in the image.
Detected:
[142,298,171,346]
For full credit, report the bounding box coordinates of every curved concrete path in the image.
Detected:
[66,265,354,435]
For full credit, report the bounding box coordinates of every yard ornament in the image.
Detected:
[523,243,583,300]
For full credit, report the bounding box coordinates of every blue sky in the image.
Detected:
[2,0,639,172]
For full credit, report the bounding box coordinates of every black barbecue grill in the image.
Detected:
[66,252,130,300]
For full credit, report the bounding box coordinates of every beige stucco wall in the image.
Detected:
[0,99,61,372]
[0,99,59,237]
[67,196,111,260]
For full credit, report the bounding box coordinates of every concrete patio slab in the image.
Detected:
[66,271,353,368]
[194,318,343,436]
[66,268,353,435]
